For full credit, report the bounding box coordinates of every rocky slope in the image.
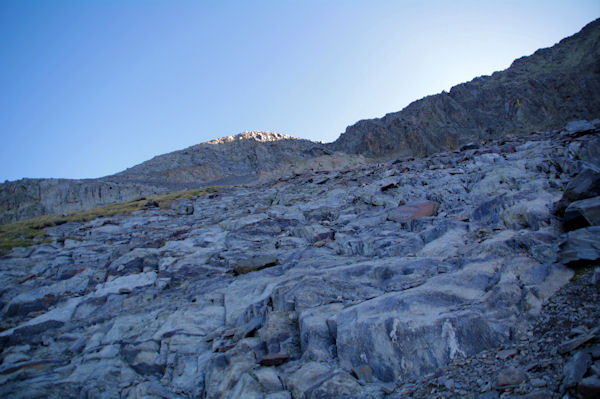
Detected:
[1,121,599,398]
[0,132,330,224]
[332,18,600,157]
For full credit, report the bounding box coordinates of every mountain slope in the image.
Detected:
[111,131,330,187]
[1,122,599,398]
[332,18,600,157]
[0,132,329,224]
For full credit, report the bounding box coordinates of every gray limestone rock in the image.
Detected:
[562,351,592,389]
[564,196,600,231]
[556,166,600,215]
[494,367,527,388]
[558,226,600,267]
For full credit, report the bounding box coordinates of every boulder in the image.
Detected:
[387,200,440,223]
[558,226,600,267]
[565,120,596,135]
[556,167,600,214]
[564,196,600,231]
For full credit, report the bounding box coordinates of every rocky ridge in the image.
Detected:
[1,121,599,398]
[332,18,600,157]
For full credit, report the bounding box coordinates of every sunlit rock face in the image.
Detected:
[1,120,599,398]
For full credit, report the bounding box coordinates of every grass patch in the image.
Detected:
[0,187,216,255]
[569,264,596,282]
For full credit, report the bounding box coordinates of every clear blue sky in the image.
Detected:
[1,0,598,182]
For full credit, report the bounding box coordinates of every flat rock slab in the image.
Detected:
[387,200,440,223]
[558,167,600,212]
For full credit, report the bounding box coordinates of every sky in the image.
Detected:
[0,1,598,182]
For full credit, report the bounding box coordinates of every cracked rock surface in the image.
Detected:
[1,123,599,398]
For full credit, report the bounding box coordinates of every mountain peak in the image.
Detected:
[205,131,299,145]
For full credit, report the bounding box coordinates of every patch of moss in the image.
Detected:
[570,265,596,282]
[0,187,216,255]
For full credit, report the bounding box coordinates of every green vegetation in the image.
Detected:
[570,265,595,282]
[0,187,216,255]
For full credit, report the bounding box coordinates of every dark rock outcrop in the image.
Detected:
[332,19,600,157]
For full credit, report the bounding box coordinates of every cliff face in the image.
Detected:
[0,179,169,224]
[331,18,600,157]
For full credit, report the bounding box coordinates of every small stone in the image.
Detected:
[496,348,518,360]
[258,353,289,367]
[460,143,480,151]
[523,390,555,399]
[443,378,455,390]
[143,200,160,208]
[478,390,499,399]
[252,367,283,392]
[223,329,236,338]
[559,333,596,354]
[214,344,235,353]
[563,351,592,389]
[380,183,398,192]
[351,364,375,383]
[387,200,440,223]
[494,367,527,388]
[380,382,396,394]
[530,378,547,388]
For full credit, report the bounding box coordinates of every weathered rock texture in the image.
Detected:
[1,123,599,398]
[331,18,600,157]
[0,179,170,224]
